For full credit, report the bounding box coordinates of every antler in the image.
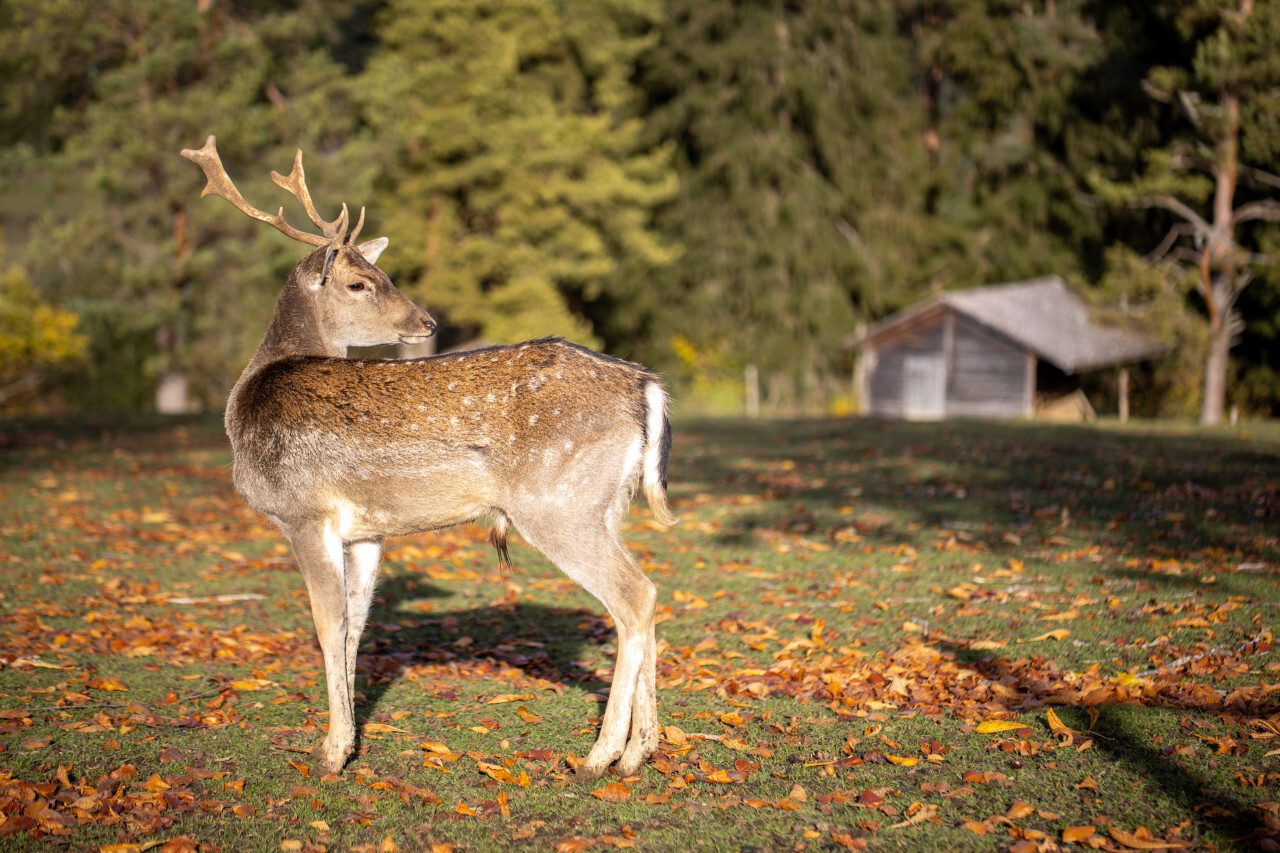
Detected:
[269,150,352,245]
[180,135,349,248]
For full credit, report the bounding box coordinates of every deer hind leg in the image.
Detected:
[517,515,659,780]
[288,523,357,775]
[343,540,382,708]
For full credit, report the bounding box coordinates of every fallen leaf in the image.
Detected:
[1063,825,1097,842]
[1047,709,1079,737]
[890,803,938,828]
[592,782,632,802]
[363,723,407,734]
[1007,801,1035,819]
[554,839,594,852]
[976,720,1026,734]
[1108,827,1190,849]
[1029,629,1071,642]
[960,820,988,835]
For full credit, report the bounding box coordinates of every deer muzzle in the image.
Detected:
[399,314,437,345]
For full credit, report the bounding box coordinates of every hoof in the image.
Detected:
[574,761,609,782]
[311,741,349,776]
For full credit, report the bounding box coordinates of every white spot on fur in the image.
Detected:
[528,414,539,426]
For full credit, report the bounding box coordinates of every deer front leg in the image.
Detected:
[289,523,356,775]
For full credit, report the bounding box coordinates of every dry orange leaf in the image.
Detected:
[1006,801,1035,819]
[1029,629,1071,642]
[554,838,594,852]
[363,723,408,734]
[591,782,632,802]
[960,820,988,835]
[455,801,480,817]
[1076,775,1099,790]
[975,720,1026,734]
[1107,827,1190,849]
[886,754,919,766]
[139,773,171,792]
[1047,709,1080,737]
[890,803,938,828]
[486,693,534,704]
[1063,825,1097,842]
[663,725,687,746]
[87,676,129,692]
[100,842,165,853]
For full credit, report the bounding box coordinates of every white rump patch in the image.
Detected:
[642,382,667,491]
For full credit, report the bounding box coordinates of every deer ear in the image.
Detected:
[356,237,389,264]
[312,243,338,290]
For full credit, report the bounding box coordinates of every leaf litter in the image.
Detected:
[1,416,1279,850]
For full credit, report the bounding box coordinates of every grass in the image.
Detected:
[0,414,1278,852]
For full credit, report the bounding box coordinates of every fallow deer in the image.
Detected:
[180,136,675,780]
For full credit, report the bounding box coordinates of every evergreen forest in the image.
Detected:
[2,0,1279,422]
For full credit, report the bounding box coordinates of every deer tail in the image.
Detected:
[642,381,677,528]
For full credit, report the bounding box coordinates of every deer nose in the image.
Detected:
[422,316,437,336]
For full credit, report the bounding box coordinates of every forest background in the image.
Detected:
[2,0,1279,423]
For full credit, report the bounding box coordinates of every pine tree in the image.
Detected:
[0,0,364,411]
[1090,0,1280,423]
[631,0,945,411]
[352,0,676,352]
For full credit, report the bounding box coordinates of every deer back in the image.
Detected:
[226,337,663,540]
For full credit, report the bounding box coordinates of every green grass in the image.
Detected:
[1,414,1278,851]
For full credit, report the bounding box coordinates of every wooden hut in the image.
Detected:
[843,277,1163,420]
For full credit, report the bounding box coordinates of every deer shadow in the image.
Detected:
[345,567,616,758]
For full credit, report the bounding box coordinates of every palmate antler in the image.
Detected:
[180,135,365,247]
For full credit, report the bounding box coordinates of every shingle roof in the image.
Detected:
[845,276,1165,373]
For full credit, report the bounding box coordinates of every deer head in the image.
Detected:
[180,136,435,358]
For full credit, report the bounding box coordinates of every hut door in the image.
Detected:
[904,354,946,420]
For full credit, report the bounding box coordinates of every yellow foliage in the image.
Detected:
[0,264,86,407]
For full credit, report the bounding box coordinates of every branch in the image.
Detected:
[1168,152,1218,176]
[1233,199,1280,225]
[1127,194,1211,235]
[1142,222,1195,264]
[1242,164,1280,191]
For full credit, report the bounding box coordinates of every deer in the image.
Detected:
[180,135,675,780]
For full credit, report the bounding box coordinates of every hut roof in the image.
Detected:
[845,276,1164,373]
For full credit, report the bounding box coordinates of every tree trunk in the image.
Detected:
[1200,314,1231,425]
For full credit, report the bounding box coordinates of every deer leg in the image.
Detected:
[519,518,657,780]
[580,548,656,779]
[288,523,356,775]
[343,540,382,705]
[617,609,659,777]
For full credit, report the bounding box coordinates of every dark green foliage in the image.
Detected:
[1,0,1278,415]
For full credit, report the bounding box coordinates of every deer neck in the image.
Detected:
[255,280,344,366]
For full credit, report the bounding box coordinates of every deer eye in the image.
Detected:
[347,281,367,292]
